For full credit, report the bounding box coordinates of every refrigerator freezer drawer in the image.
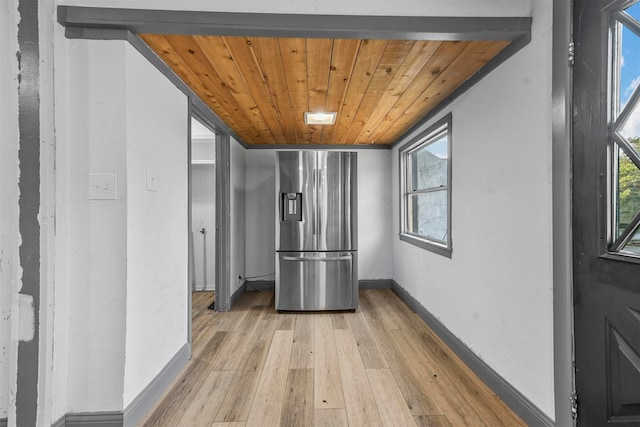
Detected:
[276,251,358,311]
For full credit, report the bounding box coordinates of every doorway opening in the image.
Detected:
[190,117,216,290]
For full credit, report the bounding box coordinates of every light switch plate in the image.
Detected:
[89,173,117,200]
[146,168,158,192]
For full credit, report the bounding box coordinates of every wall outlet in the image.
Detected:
[237,275,243,286]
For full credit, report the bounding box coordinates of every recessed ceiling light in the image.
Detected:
[304,112,337,125]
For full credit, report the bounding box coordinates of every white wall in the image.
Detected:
[230,137,246,293]
[244,149,393,280]
[0,0,19,421]
[392,0,555,418]
[191,164,216,291]
[63,40,128,413]
[244,151,277,280]
[123,44,189,407]
[53,37,190,416]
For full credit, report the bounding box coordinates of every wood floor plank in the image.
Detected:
[348,311,388,369]
[334,328,383,426]
[331,312,351,329]
[280,369,314,427]
[211,423,246,427]
[367,368,418,427]
[314,408,349,427]
[141,332,228,426]
[313,315,345,409]
[213,320,280,422]
[289,314,314,369]
[143,290,526,427]
[180,370,236,427]
[213,368,262,423]
[246,330,295,426]
[238,318,278,373]
[414,415,452,427]
[360,292,443,416]
[210,299,269,371]
[390,329,488,426]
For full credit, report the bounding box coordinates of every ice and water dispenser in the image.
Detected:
[281,192,302,221]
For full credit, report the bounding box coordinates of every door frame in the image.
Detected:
[552,0,576,425]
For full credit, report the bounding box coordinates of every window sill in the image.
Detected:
[399,233,452,258]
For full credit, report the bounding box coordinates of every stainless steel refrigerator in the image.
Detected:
[275,151,357,311]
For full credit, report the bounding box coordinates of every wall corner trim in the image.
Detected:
[123,343,190,426]
[230,282,246,308]
[390,281,554,427]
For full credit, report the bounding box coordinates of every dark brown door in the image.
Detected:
[573,0,640,424]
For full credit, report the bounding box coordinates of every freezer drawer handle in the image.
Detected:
[282,255,352,262]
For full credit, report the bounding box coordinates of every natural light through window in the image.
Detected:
[399,114,452,257]
[611,0,640,256]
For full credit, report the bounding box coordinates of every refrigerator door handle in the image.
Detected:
[282,254,352,262]
[317,171,323,238]
[312,169,318,237]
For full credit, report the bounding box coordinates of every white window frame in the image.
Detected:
[399,114,452,257]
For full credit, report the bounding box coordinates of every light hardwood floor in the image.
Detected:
[140,289,525,427]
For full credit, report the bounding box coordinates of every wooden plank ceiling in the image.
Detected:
[141,34,510,145]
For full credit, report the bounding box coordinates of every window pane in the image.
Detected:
[410,134,448,190]
[625,2,640,22]
[616,145,640,239]
[618,24,640,112]
[407,190,448,242]
[620,97,640,142]
[620,226,640,255]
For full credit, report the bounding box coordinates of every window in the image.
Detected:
[399,114,452,257]
[609,2,640,257]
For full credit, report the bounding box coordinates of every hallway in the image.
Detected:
[140,289,524,426]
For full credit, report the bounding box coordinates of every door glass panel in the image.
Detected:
[619,100,640,141]
[619,24,640,111]
[626,2,640,22]
[621,227,640,255]
[616,145,640,240]
[408,190,448,243]
[612,5,640,253]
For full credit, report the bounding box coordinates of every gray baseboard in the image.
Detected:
[52,412,123,427]
[390,281,554,427]
[51,343,190,427]
[359,279,393,289]
[245,280,275,292]
[0,418,7,427]
[123,343,190,427]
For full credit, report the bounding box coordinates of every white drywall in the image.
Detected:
[59,40,129,413]
[0,0,19,421]
[244,149,392,280]
[230,137,246,293]
[123,44,189,407]
[52,37,190,415]
[191,164,216,291]
[392,0,555,418]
